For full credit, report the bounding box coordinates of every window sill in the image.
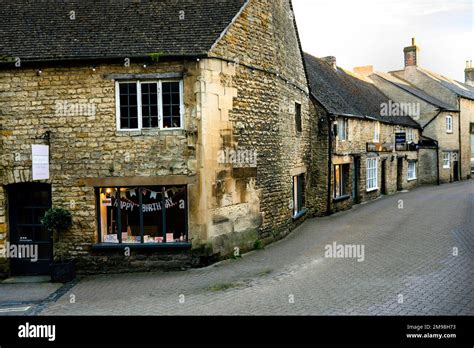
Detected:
[407,178,417,182]
[92,243,192,250]
[333,195,351,203]
[366,187,378,193]
[292,208,308,221]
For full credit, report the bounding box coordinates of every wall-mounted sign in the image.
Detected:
[395,133,406,144]
[32,145,49,180]
[101,198,112,207]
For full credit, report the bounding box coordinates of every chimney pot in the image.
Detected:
[404,37,420,67]
[465,59,474,86]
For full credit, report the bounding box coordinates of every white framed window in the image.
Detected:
[443,152,451,168]
[374,122,380,142]
[446,115,453,133]
[407,128,415,143]
[116,80,184,131]
[366,158,378,191]
[337,118,348,141]
[407,161,417,180]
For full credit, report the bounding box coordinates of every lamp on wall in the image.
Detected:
[36,69,42,76]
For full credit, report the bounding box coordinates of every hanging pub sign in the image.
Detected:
[395,132,406,144]
[32,144,49,180]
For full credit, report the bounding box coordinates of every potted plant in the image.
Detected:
[41,207,75,282]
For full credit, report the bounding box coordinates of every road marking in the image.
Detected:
[0,306,31,313]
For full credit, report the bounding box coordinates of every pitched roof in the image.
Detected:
[0,0,247,63]
[416,67,474,101]
[304,53,420,128]
[374,72,458,111]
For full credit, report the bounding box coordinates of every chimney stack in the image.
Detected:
[322,56,337,71]
[465,60,474,86]
[403,37,420,67]
[353,65,374,77]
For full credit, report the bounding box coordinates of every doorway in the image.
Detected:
[7,183,52,275]
[397,158,403,191]
[453,161,459,181]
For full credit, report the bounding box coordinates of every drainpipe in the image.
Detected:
[326,113,335,215]
[423,135,440,186]
[457,97,462,180]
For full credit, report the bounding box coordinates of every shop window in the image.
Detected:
[334,164,350,198]
[407,161,417,180]
[366,158,378,191]
[116,80,183,131]
[295,102,302,132]
[98,186,187,244]
[293,174,305,217]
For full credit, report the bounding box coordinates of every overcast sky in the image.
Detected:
[293,0,473,82]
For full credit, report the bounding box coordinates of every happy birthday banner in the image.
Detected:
[111,188,186,212]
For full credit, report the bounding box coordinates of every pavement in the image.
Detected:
[0,277,63,315]
[3,180,474,316]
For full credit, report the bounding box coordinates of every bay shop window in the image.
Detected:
[97,186,188,244]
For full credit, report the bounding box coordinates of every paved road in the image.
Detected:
[38,180,474,315]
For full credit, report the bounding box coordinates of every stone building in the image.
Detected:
[304,53,422,213]
[369,71,461,184]
[390,39,474,180]
[0,0,314,277]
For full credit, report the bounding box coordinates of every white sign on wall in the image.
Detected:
[32,144,49,180]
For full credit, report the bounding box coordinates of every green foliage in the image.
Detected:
[41,208,72,262]
[41,208,72,234]
[254,239,264,250]
[148,52,164,63]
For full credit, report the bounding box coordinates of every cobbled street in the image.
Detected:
[35,180,474,315]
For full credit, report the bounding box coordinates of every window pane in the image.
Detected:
[164,186,187,242]
[119,83,138,129]
[162,82,181,128]
[142,187,164,243]
[141,83,158,128]
[334,165,341,197]
[100,188,119,243]
[119,188,141,243]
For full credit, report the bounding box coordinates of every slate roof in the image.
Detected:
[0,0,247,63]
[304,53,420,128]
[373,72,458,111]
[416,67,474,101]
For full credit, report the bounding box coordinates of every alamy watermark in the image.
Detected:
[380,100,420,119]
[0,242,38,262]
[324,242,365,262]
[218,147,258,167]
[55,100,96,117]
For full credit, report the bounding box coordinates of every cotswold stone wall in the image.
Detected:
[423,111,461,183]
[0,61,201,275]
[307,101,330,217]
[209,0,314,241]
[331,117,420,212]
